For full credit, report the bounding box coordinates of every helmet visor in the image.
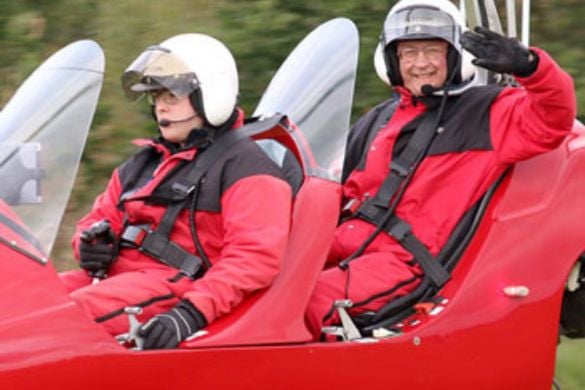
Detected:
[121,46,199,100]
[382,6,461,50]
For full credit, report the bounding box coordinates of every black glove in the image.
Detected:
[460,26,538,77]
[79,220,117,278]
[138,299,207,350]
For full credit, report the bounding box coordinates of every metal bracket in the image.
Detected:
[115,306,144,350]
[321,300,362,341]
[567,261,582,292]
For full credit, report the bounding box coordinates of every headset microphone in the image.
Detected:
[158,114,199,127]
[421,84,440,96]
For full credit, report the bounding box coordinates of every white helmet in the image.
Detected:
[373,0,474,87]
[122,33,239,127]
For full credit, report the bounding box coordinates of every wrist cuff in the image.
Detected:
[178,299,208,329]
[514,49,539,77]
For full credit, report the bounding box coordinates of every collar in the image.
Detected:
[394,86,445,110]
[132,107,246,159]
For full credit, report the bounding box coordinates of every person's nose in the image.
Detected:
[412,51,431,66]
[155,100,170,114]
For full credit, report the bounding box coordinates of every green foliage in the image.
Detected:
[531,1,585,118]
[0,0,583,382]
[556,338,585,389]
[0,0,582,271]
[0,4,45,103]
[218,0,398,120]
[1,0,582,281]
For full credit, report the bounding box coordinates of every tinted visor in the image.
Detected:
[121,46,199,100]
[382,6,460,50]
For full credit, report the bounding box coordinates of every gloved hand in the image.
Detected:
[79,241,116,275]
[460,26,538,77]
[138,299,207,350]
[79,220,117,278]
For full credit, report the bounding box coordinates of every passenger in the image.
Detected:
[60,33,293,349]
[305,0,576,339]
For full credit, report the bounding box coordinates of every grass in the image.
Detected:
[555,338,585,390]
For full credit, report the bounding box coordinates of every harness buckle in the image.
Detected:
[120,225,150,246]
[341,198,363,219]
[179,254,203,278]
[388,220,411,241]
[390,159,410,177]
[121,224,205,279]
[171,181,195,197]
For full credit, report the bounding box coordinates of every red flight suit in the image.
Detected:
[305,48,576,338]
[62,110,293,335]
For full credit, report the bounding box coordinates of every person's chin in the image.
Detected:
[161,133,180,144]
[412,85,426,96]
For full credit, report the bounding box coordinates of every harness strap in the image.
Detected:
[156,130,249,238]
[352,109,439,225]
[360,109,440,213]
[351,108,451,288]
[384,217,450,288]
[119,115,290,278]
[121,225,204,278]
[355,207,450,287]
[144,130,248,275]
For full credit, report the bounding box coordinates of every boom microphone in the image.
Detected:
[421,84,440,96]
[158,114,199,127]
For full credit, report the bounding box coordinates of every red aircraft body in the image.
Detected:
[0,3,583,389]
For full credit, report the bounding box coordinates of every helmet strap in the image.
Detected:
[189,89,207,126]
[446,45,462,85]
[384,42,403,86]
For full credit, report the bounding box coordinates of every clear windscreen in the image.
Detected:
[121,46,198,100]
[0,40,104,258]
[254,18,359,182]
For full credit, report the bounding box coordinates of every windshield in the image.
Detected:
[121,46,199,100]
[0,40,104,258]
[254,18,359,182]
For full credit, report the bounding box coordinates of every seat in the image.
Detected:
[181,114,341,348]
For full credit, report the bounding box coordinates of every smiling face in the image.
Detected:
[150,90,204,145]
[397,39,449,96]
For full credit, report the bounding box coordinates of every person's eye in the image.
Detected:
[400,49,417,59]
[165,95,180,105]
[426,48,444,59]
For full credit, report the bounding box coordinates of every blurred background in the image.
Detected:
[0,0,583,387]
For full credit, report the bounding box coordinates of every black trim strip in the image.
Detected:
[95,293,175,323]
[0,235,46,265]
[0,212,45,254]
[322,275,420,323]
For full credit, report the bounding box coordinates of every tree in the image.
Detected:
[1,0,583,267]
[217,0,398,120]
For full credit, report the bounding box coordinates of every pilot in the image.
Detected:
[305,0,576,339]
[60,33,293,349]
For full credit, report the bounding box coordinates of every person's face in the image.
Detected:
[397,40,449,96]
[150,90,204,144]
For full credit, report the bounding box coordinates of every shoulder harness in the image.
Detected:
[341,86,502,289]
[118,115,291,279]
